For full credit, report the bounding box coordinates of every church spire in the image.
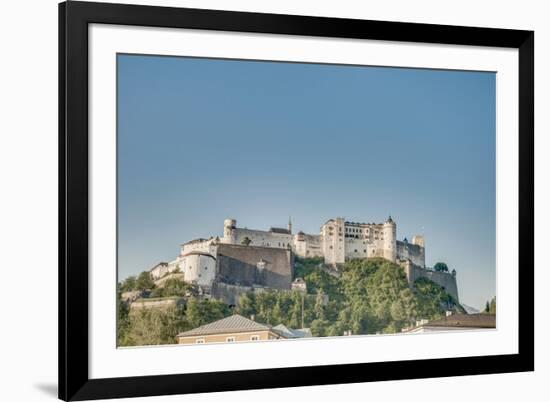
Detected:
[288,216,292,234]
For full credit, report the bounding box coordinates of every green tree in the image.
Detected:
[135,271,155,291]
[314,291,326,321]
[185,297,232,328]
[390,288,418,326]
[117,285,131,345]
[484,296,496,314]
[120,275,137,292]
[121,305,189,346]
[241,237,252,246]
[433,262,449,272]
[149,278,194,298]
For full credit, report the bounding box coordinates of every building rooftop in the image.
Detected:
[422,313,496,329]
[272,324,312,339]
[269,227,291,234]
[177,314,271,337]
[182,238,209,246]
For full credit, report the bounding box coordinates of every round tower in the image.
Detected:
[223,218,237,243]
[383,216,397,262]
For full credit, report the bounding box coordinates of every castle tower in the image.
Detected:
[412,235,426,267]
[223,218,237,244]
[383,216,397,262]
[321,217,346,265]
[412,235,425,248]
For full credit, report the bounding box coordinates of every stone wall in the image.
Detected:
[402,262,459,302]
[396,240,425,267]
[229,227,292,249]
[293,232,323,258]
[216,244,293,290]
[210,281,266,306]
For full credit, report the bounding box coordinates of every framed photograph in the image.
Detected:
[59,1,534,400]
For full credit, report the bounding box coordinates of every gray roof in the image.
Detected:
[272,324,312,339]
[182,238,208,246]
[269,227,291,234]
[177,314,271,337]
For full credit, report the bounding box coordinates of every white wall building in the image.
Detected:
[149,215,426,286]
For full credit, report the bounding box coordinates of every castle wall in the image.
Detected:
[181,253,216,287]
[344,238,371,260]
[216,244,293,290]
[293,233,323,258]
[396,240,425,267]
[321,218,346,264]
[403,262,459,302]
[181,238,217,255]
[230,228,292,249]
[150,262,169,280]
[210,282,265,306]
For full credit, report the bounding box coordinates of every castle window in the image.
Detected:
[195,338,205,344]
[329,246,333,250]
[250,335,260,341]
[226,337,236,342]
[364,250,367,253]
[354,249,357,253]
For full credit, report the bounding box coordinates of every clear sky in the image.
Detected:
[117,54,496,310]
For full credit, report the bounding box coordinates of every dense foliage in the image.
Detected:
[117,296,231,346]
[237,257,463,336]
[433,262,449,272]
[117,257,463,345]
[148,278,195,298]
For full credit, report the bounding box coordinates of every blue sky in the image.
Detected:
[117,54,496,310]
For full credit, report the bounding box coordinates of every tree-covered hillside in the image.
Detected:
[237,257,463,336]
[117,257,463,346]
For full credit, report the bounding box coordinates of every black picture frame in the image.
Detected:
[59,1,534,400]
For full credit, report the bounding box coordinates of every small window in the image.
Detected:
[250,335,260,341]
[195,338,205,344]
[226,337,236,343]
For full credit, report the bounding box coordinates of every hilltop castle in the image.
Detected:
[149,216,458,304]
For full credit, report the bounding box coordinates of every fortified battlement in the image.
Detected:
[148,216,458,304]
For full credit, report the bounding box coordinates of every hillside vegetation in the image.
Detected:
[117,257,462,346]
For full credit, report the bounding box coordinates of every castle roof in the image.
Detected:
[177,314,271,337]
[181,251,216,260]
[182,238,209,246]
[269,227,291,234]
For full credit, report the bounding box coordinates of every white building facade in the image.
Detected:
[149,215,426,285]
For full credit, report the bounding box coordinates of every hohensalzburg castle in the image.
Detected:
[147,216,461,306]
[219,216,425,267]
